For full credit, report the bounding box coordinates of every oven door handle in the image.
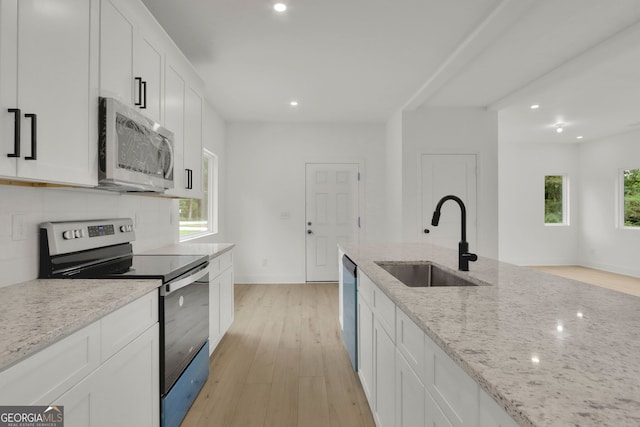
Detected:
[162,262,209,296]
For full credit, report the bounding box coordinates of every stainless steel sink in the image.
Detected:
[375,262,479,287]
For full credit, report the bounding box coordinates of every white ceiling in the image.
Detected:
[141,0,640,143]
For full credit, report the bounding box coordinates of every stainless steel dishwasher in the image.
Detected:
[342,255,358,371]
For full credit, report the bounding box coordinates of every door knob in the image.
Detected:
[307,221,312,226]
[307,230,313,234]
[423,229,430,234]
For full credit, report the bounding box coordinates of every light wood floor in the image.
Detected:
[181,283,376,427]
[529,265,640,297]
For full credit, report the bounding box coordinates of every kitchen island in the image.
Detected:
[341,242,640,427]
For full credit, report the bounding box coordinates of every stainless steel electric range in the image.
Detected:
[39,218,209,427]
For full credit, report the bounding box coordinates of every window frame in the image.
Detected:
[544,174,570,226]
[179,149,218,241]
[620,168,640,230]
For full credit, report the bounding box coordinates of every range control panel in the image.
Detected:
[41,218,135,256]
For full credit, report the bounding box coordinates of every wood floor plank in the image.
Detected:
[230,383,272,427]
[183,283,375,427]
[298,376,331,427]
[530,265,640,297]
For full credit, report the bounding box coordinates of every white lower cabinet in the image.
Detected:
[0,291,159,427]
[57,323,159,427]
[374,318,396,427]
[209,249,234,355]
[358,294,374,403]
[356,269,520,427]
[396,349,425,427]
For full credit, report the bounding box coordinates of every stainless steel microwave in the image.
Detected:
[98,97,174,192]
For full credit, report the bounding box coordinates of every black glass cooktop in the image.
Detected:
[73,254,208,283]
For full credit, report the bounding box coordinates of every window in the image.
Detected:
[179,150,218,240]
[623,168,640,227]
[544,175,568,225]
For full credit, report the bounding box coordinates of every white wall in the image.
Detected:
[0,186,175,288]
[385,111,403,242]
[498,141,580,265]
[226,122,386,283]
[400,108,499,258]
[579,130,640,276]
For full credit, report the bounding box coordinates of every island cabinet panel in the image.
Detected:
[374,317,396,427]
[396,308,427,383]
[353,265,520,427]
[425,332,479,427]
[478,389,520,427]
[357,292,375,405]
[395,349,426,427]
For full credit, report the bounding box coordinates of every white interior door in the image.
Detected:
[306,163,359,282]
[421,154,477,251]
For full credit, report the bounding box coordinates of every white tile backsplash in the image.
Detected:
[0,185,176,288]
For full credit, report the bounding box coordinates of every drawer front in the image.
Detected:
[425,334,478,427]
[101,291,158,362]
[358,269,374,307]
[373,286,396,343]
[0,321,100,405]
[396,309,426,383]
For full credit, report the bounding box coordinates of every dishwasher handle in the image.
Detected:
[342,255,357,277]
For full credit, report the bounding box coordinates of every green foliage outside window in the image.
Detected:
[624,169,640,227]
[545,175,563,224]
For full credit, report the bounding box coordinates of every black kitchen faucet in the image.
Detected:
[431,195,478,271]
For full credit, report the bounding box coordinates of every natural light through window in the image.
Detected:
[544,175,568,225]
[179,150,218,240]
[623,168,640,228]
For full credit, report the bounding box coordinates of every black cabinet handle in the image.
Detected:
[185,168,193,190]
[24,113,37,160]
[140,80,147,109]
[135,77,143,106]
[7,108,20,157]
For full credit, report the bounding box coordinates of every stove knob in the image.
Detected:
[74,229,84,238]
[128,225,134,232]
[120,225,127,232]
[63,230,74,240]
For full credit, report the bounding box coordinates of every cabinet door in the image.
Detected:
[0,1,18,176]
[425,389,454,427]
[357,296,374,406]
[99,0,135,103]
[54,369,97,427]
[183,86,203,198]
[93,323,159,427]
[135,30,163,123]
[209,274,221,355]
[164,60,187,197]
[374,319,395,427]
[220,267,234,333]
[4,0,97,185]
[395,349,425,427]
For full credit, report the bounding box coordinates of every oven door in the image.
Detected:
[161,263,209,395]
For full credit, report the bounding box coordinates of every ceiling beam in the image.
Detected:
[488,17,640,111]
[401,0,535,112]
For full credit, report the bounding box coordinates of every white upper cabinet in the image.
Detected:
[99,0,163,123]
[164,45,204,199]
[0,0,98,186]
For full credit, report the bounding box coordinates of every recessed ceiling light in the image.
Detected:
[554,122,565,133]
[530,104,540,109]
[576,136,583,140]
[556,127,563,133]
[274,3,287,12]
[289,100,298,107]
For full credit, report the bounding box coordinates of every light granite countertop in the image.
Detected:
[0,278,160,373]
[143,242,235,259]
[340,242,640,427]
